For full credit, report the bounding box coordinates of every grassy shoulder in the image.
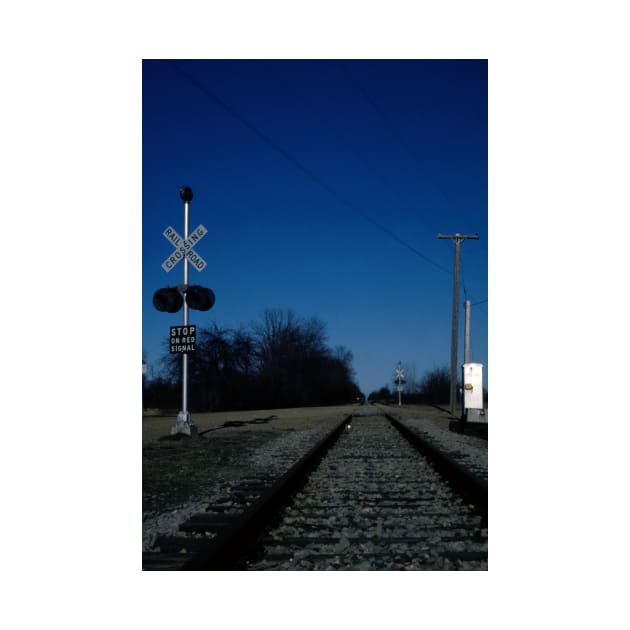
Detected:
[142,430,282,513]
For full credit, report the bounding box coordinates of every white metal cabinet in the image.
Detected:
[462,363,484,410]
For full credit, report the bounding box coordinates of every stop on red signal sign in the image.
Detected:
[170,325,197,353]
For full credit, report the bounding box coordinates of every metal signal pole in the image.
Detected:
[154,186,214,437]
[178,186,193,434]
[437,234,479,416]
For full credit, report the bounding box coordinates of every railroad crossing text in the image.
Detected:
[161,225,208,273]
[170,325,197,354]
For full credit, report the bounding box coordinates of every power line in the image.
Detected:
[459,248,487,307]
[338,62,490,306]
[171,61,452,276]
[338,61,474,228]
[261,61,443,240]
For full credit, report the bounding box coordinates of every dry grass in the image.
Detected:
[376,402,488,425]
[142,403,359,445]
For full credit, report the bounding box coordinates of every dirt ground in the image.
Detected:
[142,404,359,446]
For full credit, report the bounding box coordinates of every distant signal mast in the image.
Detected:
[395,362,405,407]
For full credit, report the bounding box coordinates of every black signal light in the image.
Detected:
[185,285,215,311]
[152,287,184,313]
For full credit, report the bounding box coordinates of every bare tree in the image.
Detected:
[150,308,361,411]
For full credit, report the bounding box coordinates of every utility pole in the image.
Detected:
[437,233,479,416]
[464,299,471,364]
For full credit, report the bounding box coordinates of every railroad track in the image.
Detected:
[143,409,487,570]
[142,415,350,570]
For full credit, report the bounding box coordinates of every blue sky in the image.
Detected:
[143,59,487,396]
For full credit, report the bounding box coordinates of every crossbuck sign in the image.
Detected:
[395,366,405,392]
[162,225,207,272]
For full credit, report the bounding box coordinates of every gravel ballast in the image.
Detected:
[243,410,487,570]
[143,404,488,566]
[143,414,343,552]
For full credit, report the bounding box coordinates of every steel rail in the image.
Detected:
[178,414,351,570]
[385,413,487,521]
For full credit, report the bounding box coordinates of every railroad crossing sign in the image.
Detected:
[162,224,208,272]
[395,365,405,394]
[395,363,405,406]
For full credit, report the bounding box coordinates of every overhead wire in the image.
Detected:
[338,61,475,229]
[261,61,444,241]
[471,299,487,318]
[171,61,452,276]
[336,61,488,306]
[459,248,486,306]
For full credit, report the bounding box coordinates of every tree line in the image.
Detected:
[143,308,363,412]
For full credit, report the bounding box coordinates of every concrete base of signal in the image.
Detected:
[170,422,199,437]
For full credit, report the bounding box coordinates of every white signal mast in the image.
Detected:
[395,362,405,407]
